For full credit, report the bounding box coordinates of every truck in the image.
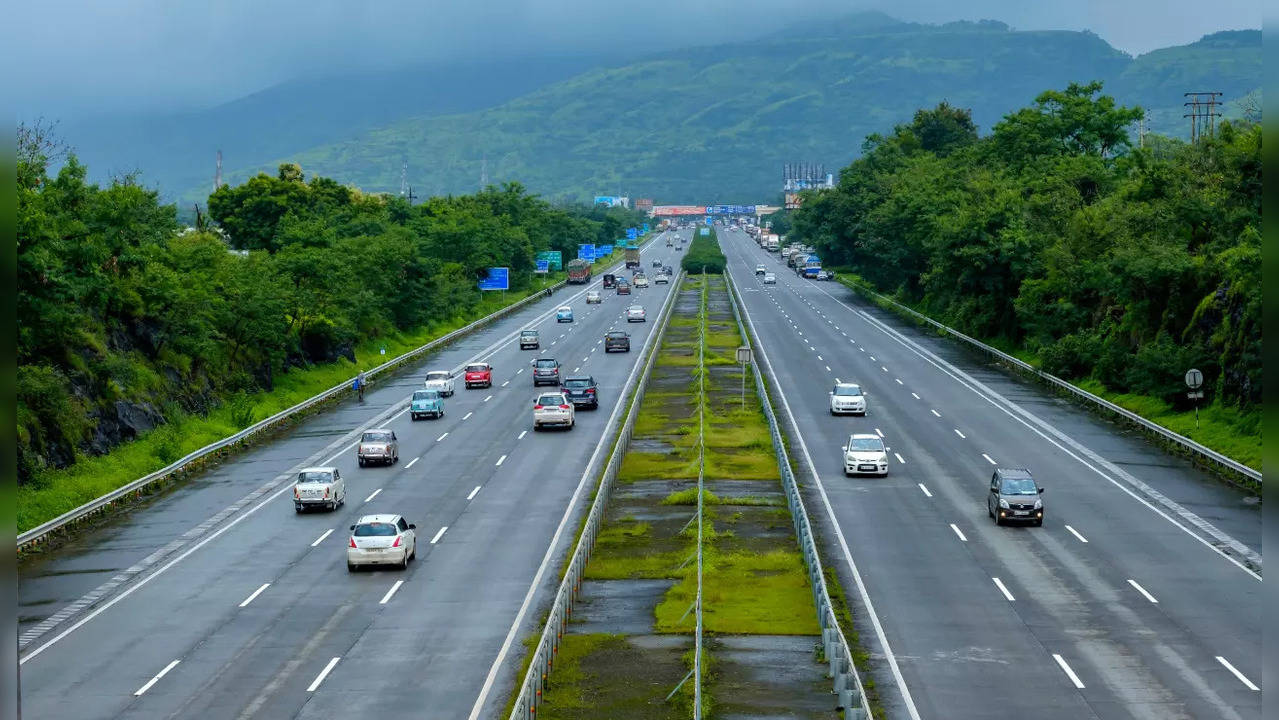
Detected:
[567,258,592,284]
[765,234,780,252]
[625,247,641,269]
[801,255,822,279]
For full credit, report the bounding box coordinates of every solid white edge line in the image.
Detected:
[917,483,932,498]
[1214,656,1259,691]
[404,457,419,469]
[992,577,1016,602]
[430,526,448,544]
[134,659,181,696]
[306,657,341,692]
[238,583,270,608]
[467,486,481,500]
[379,580,405,605]
[1052,654,1086,689]
[949,523,967,542]
[1064,525,1089,543]
[364,489,381,503]
[310,529,334,547]
[727,259,923,720]
[1126,579,1159,603]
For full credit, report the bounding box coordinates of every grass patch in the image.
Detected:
[618,451,698,482]
[661,488,719,506]
[655,548,819,635]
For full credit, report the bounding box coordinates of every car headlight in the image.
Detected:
[999,499,1010,509]
[1034,499,1043,510]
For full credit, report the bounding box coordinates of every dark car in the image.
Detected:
[652,259,662,268]
[604,331,631,353]
[562,376,599,409]
[663,265,673,276]
[532,358,561,386]
[616,280,631,295]
[987,468,1045,526]
[519,329,539,349]
[602,274,616,289]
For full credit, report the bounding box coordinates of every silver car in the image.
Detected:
[829,383,867,416]
[358,429,399,466]
[843,434,888,477]
[347,514,416,571]
[626,304,646,322]
[294,466,345,512]
[762,273,776,285]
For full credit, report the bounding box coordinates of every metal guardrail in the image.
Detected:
[724,273,870,718]
[836,279,1261,485]
[508,270,685,720]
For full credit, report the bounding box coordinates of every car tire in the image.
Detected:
[993,511,1002,526]
[410,542,416,561]
[358,458,366,467]
[411,413,418,421]
[347,563,357,572]
[830,408,836,416]
[1035,517,1044,527]
[295,504,303,513]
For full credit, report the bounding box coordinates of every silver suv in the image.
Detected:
[987,468,1044,526]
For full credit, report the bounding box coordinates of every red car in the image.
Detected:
[464,362,493,389]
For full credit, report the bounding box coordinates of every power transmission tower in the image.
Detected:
[1183,92,1222,143]
[214,150,222,192]
[400,160,408,197]
[480,153,488,189]
[405,186,418,205]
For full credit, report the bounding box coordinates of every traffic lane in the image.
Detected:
[17,255,676,717]
[15,236,665,634]
[726,250,1262,713]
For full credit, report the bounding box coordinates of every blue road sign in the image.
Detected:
[535,259,550,273]
[478,267,510,291]
[578,244,596,264]
[597,244,613,258]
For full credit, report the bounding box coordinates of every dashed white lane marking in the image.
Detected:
[467,486,482,500]
[1065,525,1089,543]
[517,368,523,374]
[895,378,903,385]
[1215,656,1259,691]
[311,529,334,547]
[307,657,341,692]
[379,580,405,605]
[875,428,884,437]
[982,453,997,465]
[496,455,507,466]
[949,524,967,542]
[501,380,509,387]
[992,577,1016,602]
[550,341,557,346]
[954,429,966,439]
[483,394,492,402]
[1127,579,1159,603]
[1053,654,1085,689]
[573,367,580,373]
[859,347,865,352]
[582,357,588,362]
[825,365,832,372]
[541,349,547,354]
[930,409,941,418]
[134,659,181,696]
[404,457,419,469]
[911,392,920,400]
[437,432,449,441]
[518,430,528,440]
[817,355,823,360]
[881,366,888,372]
[870,356,876,361]
[239,583,270,608]
[591,347,597,353]
[463,412,473,420]
[835,378,841,383]
[364,489,382,503]
[894,452,906,464]
[917,483,932,498]
[430,527,448,544]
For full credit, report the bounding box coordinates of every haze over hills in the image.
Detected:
[67,12,1259,207]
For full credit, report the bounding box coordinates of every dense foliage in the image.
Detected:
[791,83,1261,414]
[17,141,645,483]
[681,227,726,274]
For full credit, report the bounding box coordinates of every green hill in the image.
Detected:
[211,15,1259,204]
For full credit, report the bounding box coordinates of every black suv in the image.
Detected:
[562,376,599,409]
[604,331,631,353]
[531,358,561,386]
[987,468,1044,526]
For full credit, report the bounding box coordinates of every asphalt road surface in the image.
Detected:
[721,228,1261,720]
[18,229,688,719]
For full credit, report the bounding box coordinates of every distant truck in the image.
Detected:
[625,247,641,269]
[801,255,821,279]
[567,258,592,284]
[765,234,780,252]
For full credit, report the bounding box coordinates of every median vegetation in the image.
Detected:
[16,123,647,530]
[790,83,1261,469]
[678,225,726,274]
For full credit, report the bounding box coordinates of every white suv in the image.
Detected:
[294,467,345,512]
[829,383,867,416]
[532,392,575,430]
[843,434,889,477]
[347,514,416,571]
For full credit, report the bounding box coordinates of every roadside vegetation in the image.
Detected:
[790,83,1261,469]
[16,122,646,529]
[678,226,726,274]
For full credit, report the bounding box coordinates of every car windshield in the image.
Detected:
[1001,477,1039,495]
[558,307,571,312]
[521,331,537,337]
[535,359,557,368]
[413,390,439,400]
[834,385,862,396]
[565,379,592,388]
[848,437,884,452]
[607,332,626,339]
[297,471,332,484]
[629,306,643,312]
[537,395,564,405]
[426,371,448,380]
[466,364,488,373]
[354,522,398,537]
[362,431,391,443]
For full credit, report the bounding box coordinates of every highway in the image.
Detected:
[17,230,689,719]
[721,229,1262,720]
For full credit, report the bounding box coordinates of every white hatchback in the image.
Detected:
[829,383,867,416]
[532,392,576,430]
[586,290,602,304]
[843,434,889,477]
[347,514,416,571]
[423,370,455,396]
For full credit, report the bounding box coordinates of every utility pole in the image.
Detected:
[1183,92,1222,143]
[405,186,417,205]
[214,150,222,192]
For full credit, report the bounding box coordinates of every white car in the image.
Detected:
[654,274,669,284]
[843,434,889,477]
[755,265,767,275]
[633,275,649,288]
[423,370,455,396]
[533,392,576,430]
[762,273,776,285]
[829,383,867,416]
[586,290,602,304]
[347,514,416,571]
[294,466,345,512]
[626,305,646,322]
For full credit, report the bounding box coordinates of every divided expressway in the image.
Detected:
[720,230,1261,720]
[17,230,686,719]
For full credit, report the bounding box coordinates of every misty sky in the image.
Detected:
[9,0,1261,116]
